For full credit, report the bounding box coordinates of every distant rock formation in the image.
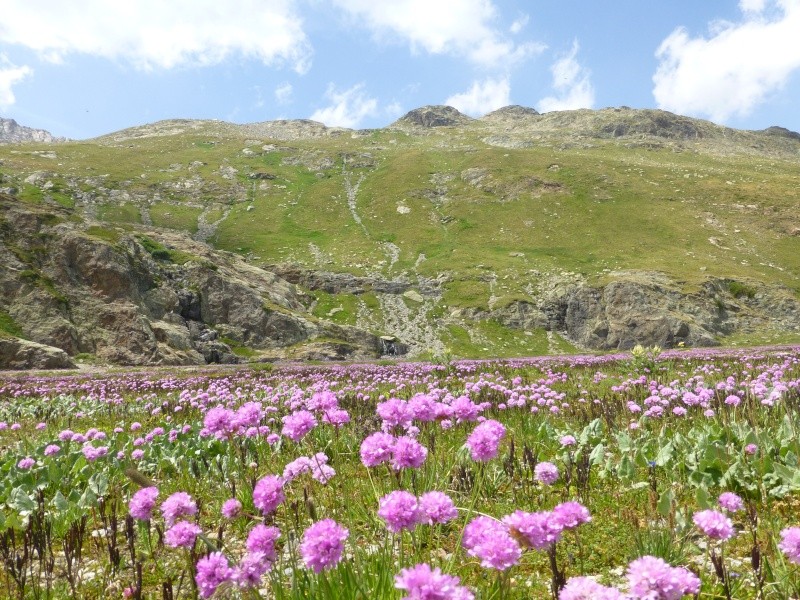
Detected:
[392,105,473,129]
[0,118,62,144]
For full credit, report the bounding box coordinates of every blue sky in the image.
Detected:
[1,0,799,139]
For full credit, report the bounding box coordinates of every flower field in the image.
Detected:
[2,347,800,599]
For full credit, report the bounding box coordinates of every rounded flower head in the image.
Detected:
[535,461,560,485]
[233,552,271,588]
[360,432,396,468]
[129,487,159,521]
[165,521,202,548]
[552,502,592,530]
[300,519,348,573]
[462,516,521,571]
[779,527,800,564]
[17,457,35,470]
[221,498,242,519]
[161,491,198,527]
[418,491,458,525]
[395,563,475,600]
[195,552,233,599]
[246,524,281,562]
[252,475,285,516]
[502,510,563,550]
[281,410,317,442]
[693,509,734,541]
[378,491,421,533]
[559,576,623,600]
[626,555,700,599]
[465,419,506,462]
[560,435,577,447]
[392,436,428,471]
[718,492,744,513]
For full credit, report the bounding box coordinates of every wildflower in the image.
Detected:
[17,457,35,470]
[221,499,242,519]
[559,577,623,600]
[203,406,235,438]
[44,444,60,456]
[376,398,413,431]
[195,552,233,599]
[778,527,800,564]
[253,475,285,516]
[379,491,421,532]
[395,563,475,600]
[502,510,563,550]
[233,552,271,588]
[129,487,159,521]
[744,443,758,455]
[322,408,350,427]
[392,436,428,470]
[535,462,560,485]
[165,521,202,548]
[283,456,312,482]
[246,524,280,561]
[281,410,317,442]
[693,509,734,541]
[560,435,577,447]
[161,492,198,527]
[299,519,349,573]
[360,432,396,467]
[462,516,521,570]
[131,449,144,460]
[626,555,700,599]
[309,454,336,484]
[552,501,592,529]
[724,395,741,407]
[465,419,506,462]
[718,492,744,513]
[418,491,458,525]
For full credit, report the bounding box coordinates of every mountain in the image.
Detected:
[0,107,799,367]
[0,117,63,144]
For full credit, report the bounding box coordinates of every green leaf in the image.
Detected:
[52,490,70,513]
[8,487,36,515]
[88,472,109,497]
[619,455,636,482]
[655,441,674,467]
[589,443,605,466]
[695,486,712,509]
[657,488,674,517]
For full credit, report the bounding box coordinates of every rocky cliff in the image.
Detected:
[0,118,63,144]
[0,193,399,368]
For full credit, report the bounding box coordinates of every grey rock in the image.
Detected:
[0,337,76,369]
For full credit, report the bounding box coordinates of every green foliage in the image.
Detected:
[728,280,757,299]
[0,309,24,338]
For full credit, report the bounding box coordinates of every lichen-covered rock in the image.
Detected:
[0,337,76,369]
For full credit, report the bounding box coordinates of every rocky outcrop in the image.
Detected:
[392,106,473,129]
[470,272,800,351]
[0,118,63,144]
[0,336,76,370]
[0,194,401,367]
[269,264,411,295]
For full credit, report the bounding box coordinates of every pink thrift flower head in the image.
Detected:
[17,457,35,470]
[376,397,413,431]
[418,491,458,525]
[281,410,317,442]
[744,443,758,455]
[221,498,242,519]
[253,475,285,516]
[322,408,350,427]
[165,521,202,548]
[283,456,312,482]
[724,395,741,407]
[195,552,233,599]
[129,487,159,521]
[559,576,623,600]
[560,435,577,447]
[246,524,281,561]
[391,436,428,471]
[693,509,734,541]
[360,432,396,467]
[203,406,236,438]
[379,490,421,533]
[300,519,348,573]
[161,491,198,527]
[552,501,592,530]
[626,555,700,599]
[718,492,744,513]
[535,461,560,485]
[465,419,506,462]
[462,516,521,570]
[778,527,800,564]
[233,552,271,588]
[44,444,60,456]
[502,510,563,550]
[394,563,475,600]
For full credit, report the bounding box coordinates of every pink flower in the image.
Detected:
[395,563,475,599]
[253,475,285,516]
[693,509,734,541]
[465,419,506,462]
[391,436,428,470]
[535,462,559,485]
[221,499,242,519]
[300,519,348,573]
[360,432,396,467]
[161,492,197,527]
[165,521,202,548]
[462,516,521,570]
[418,491,458,525]
[718,492,744,513]
[129,487,159,521]
[378,491,421,533]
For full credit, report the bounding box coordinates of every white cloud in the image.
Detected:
[331,0,544,68]
[445,77,510,116]
[0,0,311,72]
[653,0,800,123]
[510,14,530,34]
[309,83,378,128]
[275,82,293,104]
[0,54,32,108]
[537,41,595,112]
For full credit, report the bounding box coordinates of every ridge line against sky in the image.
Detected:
[0,0,798,139]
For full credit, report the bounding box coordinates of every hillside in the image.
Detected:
[1,105,799,366]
